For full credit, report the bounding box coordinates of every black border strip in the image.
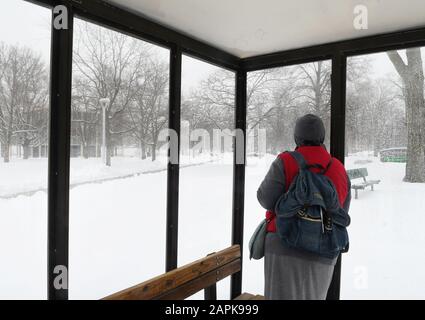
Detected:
[326,53,347,300]
[165,45,182,272]
[230,70,247,299]
[47,1,73,300]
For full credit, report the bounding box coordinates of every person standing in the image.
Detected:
[257,114,351,300]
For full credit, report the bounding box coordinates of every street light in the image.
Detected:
[99,97,110,165]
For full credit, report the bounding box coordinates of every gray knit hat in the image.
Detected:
[294,114,326,146]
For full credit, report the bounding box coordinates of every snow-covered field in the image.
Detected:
[1,152,425,299]
[342,152,425,299]
[0,154,216,198]
[243,152,425,300]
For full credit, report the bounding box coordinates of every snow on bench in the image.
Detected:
[347,167,381,199]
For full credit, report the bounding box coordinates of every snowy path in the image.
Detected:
[0,157,165,198]
[0,158,233,300]
[0,157,214,199]
[1,153,425,299]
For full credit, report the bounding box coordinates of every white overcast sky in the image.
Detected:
[1,0,421,93]
[0,0,219,94]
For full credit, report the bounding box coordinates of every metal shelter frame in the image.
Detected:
[23,0,425,300]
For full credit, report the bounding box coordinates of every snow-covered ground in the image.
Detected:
[0,154,216,198]
[1,152,425,299]
[342,152,425,299]
[243,152,425,300]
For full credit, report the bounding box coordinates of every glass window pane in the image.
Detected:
[69,19,169,299]
[0,1,51,299]
[343,50,425,299]
[179,55,235,299]
[243,60,332,295]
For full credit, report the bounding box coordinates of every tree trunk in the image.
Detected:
[404,78,425,182]
[422,90,425,162]
[3,121,13,163]
[105,143,111,166]
[23,143,31,160]
[314,62,322,113]
[82,143,89,159]
[140,141,147,160]
[151,143,156,161]
[2,142,10,163]
[387,49,425,182]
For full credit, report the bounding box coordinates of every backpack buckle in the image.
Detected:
[321,209,333,233]
[297,207,307,217]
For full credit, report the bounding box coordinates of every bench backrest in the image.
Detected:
[347,167,368,180]
[103,245,241,300]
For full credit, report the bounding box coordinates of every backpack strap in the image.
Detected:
[321,158,333,174]
[289,151,307,170]
[289,151,333,174]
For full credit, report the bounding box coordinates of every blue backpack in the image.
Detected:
[274,151,350,259]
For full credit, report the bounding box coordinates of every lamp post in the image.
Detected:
[99,98,110,165]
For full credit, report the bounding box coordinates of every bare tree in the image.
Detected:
[387,48,425,182]
[73,22,147,166]
[0,44,48,162]
[247,68,280,133]
[371,80,404,155]
[72,77,99,158]
[0,42,8,161]
[187,68,235,132]
[345,56,373,155]
[295,61,331,118]
[127,59,169,161]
